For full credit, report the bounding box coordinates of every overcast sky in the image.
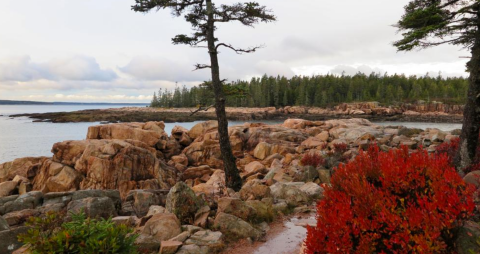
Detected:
[0,0,470,103]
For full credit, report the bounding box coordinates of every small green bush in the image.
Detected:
[18,211,138,254]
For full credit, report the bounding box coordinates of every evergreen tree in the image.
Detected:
[133,0,275,190]
[395,0,480,170]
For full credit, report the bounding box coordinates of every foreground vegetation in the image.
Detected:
[18,211,138,254]
[305,145,475,253]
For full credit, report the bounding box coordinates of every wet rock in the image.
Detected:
[67,197,117,218]
[166,182,207,224]
[142,213,181,242]
[213,212,262,241]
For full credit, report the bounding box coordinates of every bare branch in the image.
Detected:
[215,43,264,54]
[193,64,212,71]
[190,105,214,116]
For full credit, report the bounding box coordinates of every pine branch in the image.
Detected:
[215,43,264,54]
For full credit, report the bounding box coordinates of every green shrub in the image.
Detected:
[18,211,138,254]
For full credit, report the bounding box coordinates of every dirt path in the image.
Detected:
[222,213,316,254]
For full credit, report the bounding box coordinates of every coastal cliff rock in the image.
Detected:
[87,121,168,147]
[0,157,48,183]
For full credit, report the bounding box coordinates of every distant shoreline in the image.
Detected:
[9,104,464,124]
[0,99,148,106]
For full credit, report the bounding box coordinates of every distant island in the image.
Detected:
[0,100,148,106]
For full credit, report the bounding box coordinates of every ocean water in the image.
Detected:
[0,105,463,164]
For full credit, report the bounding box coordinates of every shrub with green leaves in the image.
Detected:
[18,211,138,254]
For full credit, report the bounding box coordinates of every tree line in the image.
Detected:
[150,73,468,108]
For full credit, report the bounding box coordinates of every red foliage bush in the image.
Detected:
[301,152,325,167]
[304,145,475,254]
[435,137,480,173]
[333,142,348,155]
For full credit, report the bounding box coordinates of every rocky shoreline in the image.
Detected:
[0,117,477,253]
[9,102,464,123]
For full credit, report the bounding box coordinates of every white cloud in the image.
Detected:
[0,56,117,82]
[119,56,208,82]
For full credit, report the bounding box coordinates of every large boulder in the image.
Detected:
[67,197,117,218]
[142,213,181,242]
[166,182,206,224]
[299,182,324,200]
[1,192,43,215]
[188,121,218,140]
[0,181,18,197]
[0,226,29,254]
[172,126,192,146]
[71,139,176,198]
[464,171,480,187]
[0,157,47,183]
[0,216,9,231]
[32,159,83,193]
[270,183,309,207]
[87,121,168,147]
[239,180,272,201]
[217,197,256,221]
[213,212,262,241]
[184,230,224,253]
[456,220,480,254]
[245,200,274,223]
[122,189,167,217]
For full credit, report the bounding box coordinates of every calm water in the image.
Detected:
[0,105,463,164]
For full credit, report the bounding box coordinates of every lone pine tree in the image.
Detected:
[395,0,480,172]
[132,0,276,190]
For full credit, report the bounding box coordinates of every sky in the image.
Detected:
[0,0,471,103]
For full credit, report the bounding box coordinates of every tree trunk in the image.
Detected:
[205,0,242,191]
[456,8,480,174]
